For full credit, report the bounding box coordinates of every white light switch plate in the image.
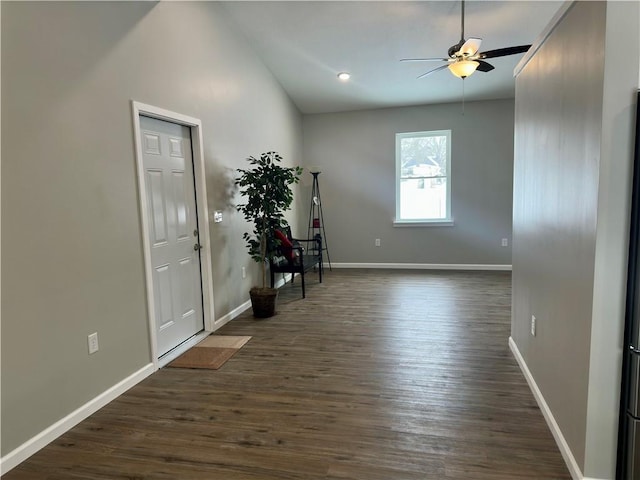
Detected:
[88,332,99,354]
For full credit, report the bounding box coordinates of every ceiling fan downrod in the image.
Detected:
[448,0,467,58]
[460,0,465,42]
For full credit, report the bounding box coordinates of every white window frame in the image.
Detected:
[394,130,453,227]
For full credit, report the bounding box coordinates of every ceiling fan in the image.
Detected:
[401,0,531,79]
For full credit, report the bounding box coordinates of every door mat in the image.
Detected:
[167,335,252,370]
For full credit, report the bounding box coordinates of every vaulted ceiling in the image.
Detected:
[222,1,563,114]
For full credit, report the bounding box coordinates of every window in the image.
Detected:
[395,130,452,225]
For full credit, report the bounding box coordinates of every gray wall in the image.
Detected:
[512,2,604,469]
[302,99,515,266]
[512,1,640,477]
[1,1,302,456]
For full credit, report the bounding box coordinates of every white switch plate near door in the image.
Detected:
[88,332,99,354]
[531,316,536,337]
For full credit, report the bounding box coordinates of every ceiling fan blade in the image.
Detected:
[400,57,450,63]
[459,37,482,57]
[417,64,449,79]
[476,60,494,72]
[479,45,531,59]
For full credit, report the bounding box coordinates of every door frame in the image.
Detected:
[131,101,215,369]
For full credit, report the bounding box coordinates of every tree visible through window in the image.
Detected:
[395,130,451,222]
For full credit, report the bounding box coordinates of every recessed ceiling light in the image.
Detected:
[337,72,351,81]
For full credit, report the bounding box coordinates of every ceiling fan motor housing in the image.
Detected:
[448,41,465,58]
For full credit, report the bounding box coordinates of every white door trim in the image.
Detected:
[131,101,215,369]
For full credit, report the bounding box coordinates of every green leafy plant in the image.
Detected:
[236,152,303,289]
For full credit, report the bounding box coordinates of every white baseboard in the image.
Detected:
[509,337,595,480]
[0,363,155,475]
[213,299,252,330]
[328,262,512,271]
[274,273,293,286]
[212,274,292,328]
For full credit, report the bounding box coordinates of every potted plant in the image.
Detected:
[236,151,303,317]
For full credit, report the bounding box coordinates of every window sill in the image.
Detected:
[393,219,455,227]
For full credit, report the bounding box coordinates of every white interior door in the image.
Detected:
[140,115,204,356]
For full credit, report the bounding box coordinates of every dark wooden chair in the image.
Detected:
[269,227,323,298]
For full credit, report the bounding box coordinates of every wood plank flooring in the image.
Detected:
[3,270,571,479]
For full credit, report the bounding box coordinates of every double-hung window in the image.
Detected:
[395,130,452,225]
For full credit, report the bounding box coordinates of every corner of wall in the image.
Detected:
[584,2,640,478]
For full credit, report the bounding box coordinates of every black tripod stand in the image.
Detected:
[307,171,331,270]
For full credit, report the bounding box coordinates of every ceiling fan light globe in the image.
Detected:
[448,60,479,78]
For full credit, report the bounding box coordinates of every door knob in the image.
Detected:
[194,243,203,251]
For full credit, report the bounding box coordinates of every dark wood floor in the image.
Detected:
[3,270,570,480]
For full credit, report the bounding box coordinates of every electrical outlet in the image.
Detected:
[531,316,536,337]
[242,266,246,279]
[88,332,99,354]
[501,238,509,247]
[375,238,381,247]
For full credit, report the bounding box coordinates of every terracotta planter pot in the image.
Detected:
[249,287,279,318]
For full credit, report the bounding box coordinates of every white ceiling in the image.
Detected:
[222,1,563,114]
